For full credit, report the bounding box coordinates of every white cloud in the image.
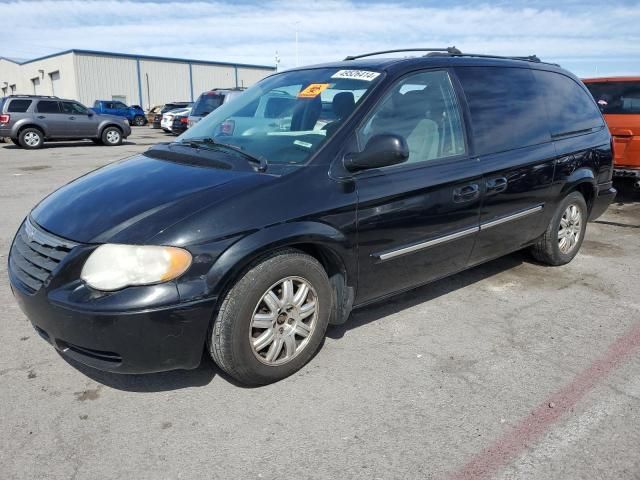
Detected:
[2,0,640,76]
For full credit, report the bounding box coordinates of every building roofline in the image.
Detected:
[3,49,275,71]
[0,57,21,64]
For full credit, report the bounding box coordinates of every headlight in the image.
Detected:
[81,244,192,291]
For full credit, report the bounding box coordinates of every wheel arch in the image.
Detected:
[98,122,123,137]
[560,167,597,213]
[16,122,47,139]
[206,222,356,325]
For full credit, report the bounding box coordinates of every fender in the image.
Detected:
[205,221,357,302]
[559,166,597,206]
[13,118,48,138]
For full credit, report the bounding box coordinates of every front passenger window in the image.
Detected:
[358,70,466,165]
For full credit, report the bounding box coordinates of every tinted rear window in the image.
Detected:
[584,81,640,115]
[455,66,550,156]
[192,94,223,116]
[7,99,32,113]
[532,70,603,136]
[36,100,61,113]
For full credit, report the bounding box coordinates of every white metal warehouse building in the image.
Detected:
[0,49,275,108]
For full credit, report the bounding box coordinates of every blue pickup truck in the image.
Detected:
[92,100,147,126]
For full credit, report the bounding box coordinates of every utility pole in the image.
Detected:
[295,21,300,67]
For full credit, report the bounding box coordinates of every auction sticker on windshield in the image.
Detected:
[331,70,381,81]
[298,83,331,98]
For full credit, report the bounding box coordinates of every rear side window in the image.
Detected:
[455,66,550,156]
[36,101,61,113]
[192,94,224,116]
[7,99,32,113]
[584,81,640,114]
[532,70,603,136]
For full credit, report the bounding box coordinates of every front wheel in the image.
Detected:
[531,191,588,266]
[208,250,332,386]
[101,126,122,146]
[133,115,145,126]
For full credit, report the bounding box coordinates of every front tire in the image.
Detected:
[531,191,588,266]
[18,128,44,149]
[208,249,332,386]
[101,126,122,146]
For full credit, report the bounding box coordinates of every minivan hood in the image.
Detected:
[31,153,270,244]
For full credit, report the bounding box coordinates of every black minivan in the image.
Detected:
[8,49,616,385]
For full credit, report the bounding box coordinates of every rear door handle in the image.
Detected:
[37,115,46,119]
[453,183,480,203]
[486,177,508,194]
[69,116,76,120]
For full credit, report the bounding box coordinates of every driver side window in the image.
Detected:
[358,70,466,165]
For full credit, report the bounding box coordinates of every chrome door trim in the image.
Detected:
[374,226,479,262]
[480,204,544,231]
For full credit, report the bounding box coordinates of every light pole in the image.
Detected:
[295,21,300,67]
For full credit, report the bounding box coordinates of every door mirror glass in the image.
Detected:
[344,134,409,172]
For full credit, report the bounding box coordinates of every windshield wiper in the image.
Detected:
[178,137,268,172]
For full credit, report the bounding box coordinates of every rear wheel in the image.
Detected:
[101,126,122,146]
[531,191,587,265]
[133,115,145,126]
[18,128,44,149]
[208,249,332,386]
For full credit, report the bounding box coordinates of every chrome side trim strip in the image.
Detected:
[480,205,543,231]
[375,226,479,261]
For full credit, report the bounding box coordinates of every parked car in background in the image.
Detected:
[170,111,190,135]
[161,108,191,133]
[583,77,640,188]
[188,88,245,128]
[1,95,131,149]
[8,50,616,385]
[92,100,147,126]
[151,102,192,129]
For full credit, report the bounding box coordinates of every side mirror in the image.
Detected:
[87,109,94,117]
[344,134,409,172]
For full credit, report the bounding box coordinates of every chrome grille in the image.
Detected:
[9,218,78,293]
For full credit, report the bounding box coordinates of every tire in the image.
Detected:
[531,191,588,266]
[18,128,44,149]
[101,126,122,146]
[133,115,145,126]
[208,249,332,386]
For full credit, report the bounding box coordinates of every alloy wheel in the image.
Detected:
[249,276,318,366]
[24,132,40,147]
[106,130,120,144]
[558,204,582,254]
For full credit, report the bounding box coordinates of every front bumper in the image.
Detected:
[11,282,216,373]
[8,219,216,373]
[589,183,617,221]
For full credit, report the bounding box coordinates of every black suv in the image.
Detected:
[0,95,131,149]
[8,49,615,385]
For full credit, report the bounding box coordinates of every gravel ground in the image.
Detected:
[1,129,639,480]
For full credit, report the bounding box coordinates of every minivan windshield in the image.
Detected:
[178,67,384,170]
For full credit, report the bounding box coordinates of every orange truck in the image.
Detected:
[583,77,640,188]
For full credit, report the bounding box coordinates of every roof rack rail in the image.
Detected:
[6,94,59,99]
[343,47,462,61]
[425,51,558,66]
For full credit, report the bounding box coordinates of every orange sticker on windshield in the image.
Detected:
[298,83,330,98]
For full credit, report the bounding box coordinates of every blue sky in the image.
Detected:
[2,0,640,77]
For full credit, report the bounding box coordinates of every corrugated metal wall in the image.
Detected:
[191,64,236,98]
[139,59,191,109]
[237,67,273,89]
[74,54,138,107]
[1,53,77,99]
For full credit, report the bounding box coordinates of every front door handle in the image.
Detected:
[37,115,46,119]
[486,177,508,194]
[453,183,480,203]
[69,116,76,120]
